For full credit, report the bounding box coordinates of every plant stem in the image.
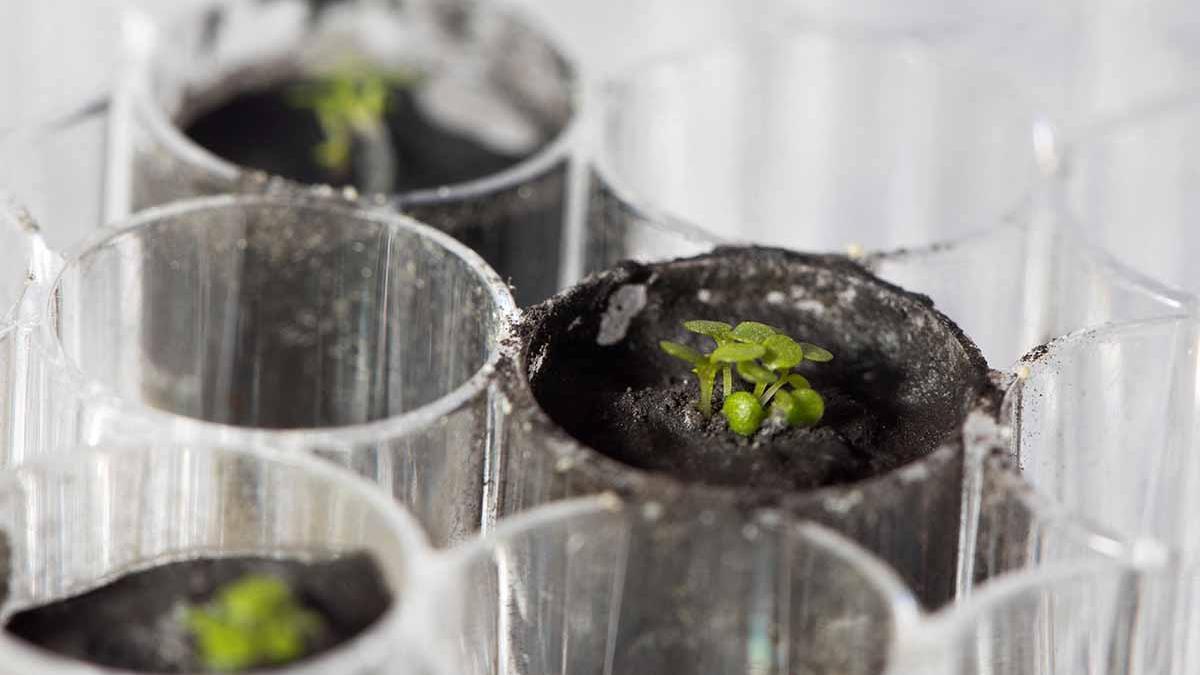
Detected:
[352,118,397,195]
[696,369,715,418]
[760,375,787,404]
[722,366,733,399]
[753,382,766,399]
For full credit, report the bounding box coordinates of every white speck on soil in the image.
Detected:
[642,501,663,521]
[697,288,713,303]
[742,524,760,540]
[756,510,782,528]
[838,286,857,303]
[597,283,648,345]
[766,290,785,305]
[598,492,623,512]
[555,456,575,473]
[898,462,930,483]
[568,316,583,331]
[822,491,863,514]
[793,299,826,314]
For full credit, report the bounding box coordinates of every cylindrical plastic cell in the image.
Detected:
[23,195,515,546]
[891,557,1148,675]
[0,104,114,252]
[497,247,1001,609]
[760,0,1040,37]
[1009,317,1200,551]
[589,21,1038,268]
[956,317,1200,674]
[120,0,579,305]
[424,495,920,675]
[0,0,122,131]
[962,1,1200,143]
[913,445,1162,675]
[0,199,40,326]
[0,199,48,462]
[869,207,1195,369]
[1062,93,1200,297]
[0,443,432,674]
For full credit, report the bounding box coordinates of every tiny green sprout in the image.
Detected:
[186,574,325,672]
[288,64,421,175]
[660,318,835,436]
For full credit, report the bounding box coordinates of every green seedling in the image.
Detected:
[288,65,420,175]
[660,320,833,437]
[185,574,325,672]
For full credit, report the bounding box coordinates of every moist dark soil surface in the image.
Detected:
[526,247,989,492]
[184,80,525,193]
[5,553,391,672]
[603,376,886,491]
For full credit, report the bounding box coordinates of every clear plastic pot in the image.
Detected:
[589,18,1039,266]
[0,442,432,674]
[424,494,920,675]
[1061,92,1200,298]
[962,0,1200,145]
[120,0,580,305]
[0,198,50,465]
[870,199,1194,369]
[23,194,515,546]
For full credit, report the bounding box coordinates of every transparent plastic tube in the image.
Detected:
[0,198,40,327]
[0,443,431,675]
[0,199,49,463]
[962,1,1200,143]
[953,317,1200,674]
[1062,92,1200,298]
[870,205,1195,369]
[1006,316,1200,552]
[0,0,122,132]
[120,0,580,305]
[590,19,1039,262]
[0,102,114,252]
[424,494,921,675]
[22,195,516,547]
[760,0,1040,37]
[892,557,1149,675]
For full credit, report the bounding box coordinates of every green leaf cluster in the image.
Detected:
[288,66,419,173]
[660,320,833,437]
[185,574,325,672]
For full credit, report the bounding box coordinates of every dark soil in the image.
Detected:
[5,553,391,672]
[525,246,989,492]
[183,80,524,194]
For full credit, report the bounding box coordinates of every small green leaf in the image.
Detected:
[189,610,257,671]
[737,360,776,384]
[683,320,733,341]
[186,574,325,671]
[789,388,825,426]
[722,391,765,436]
[731,321,778,344]
[711,343,767,363]
[799,342,834,362]
[786,374,812,390]
[221,576,291,627]
[660,340,704,365]
[762,334,804,371]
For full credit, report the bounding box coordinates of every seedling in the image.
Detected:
[660,320,833,437]
[288,65,420,176]
[185,574,325,672]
